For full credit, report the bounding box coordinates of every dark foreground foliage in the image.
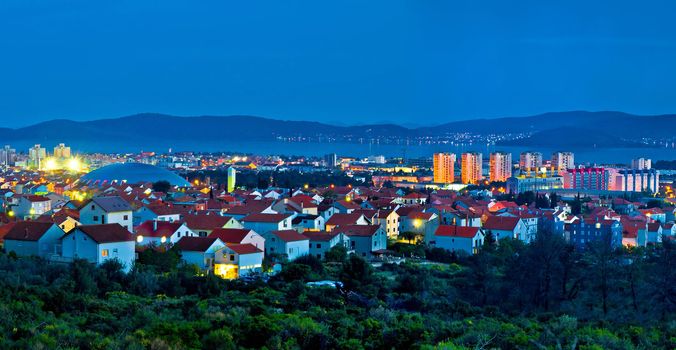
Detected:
[1,235,675,349]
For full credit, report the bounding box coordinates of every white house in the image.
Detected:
[334,225,387,258]
[182,214,242,237]
[241,213,294,235]
[482,216,529,242]
[79,196,133,232]
[14,195,52,218]
[4,222,65,258]
[292,214,326,232]
[61,224,136,272]
[134,220,195,245]
[303,231,349,259]
[133,205,182,225]
[433,225,485,255]
[175,236,225,270]
[266,230,309,261]
[214,243,264,279]
[208,228,265,251]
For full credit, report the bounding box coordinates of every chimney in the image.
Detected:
[153,220,158,231]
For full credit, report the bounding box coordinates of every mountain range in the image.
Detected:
[0,111,673,152]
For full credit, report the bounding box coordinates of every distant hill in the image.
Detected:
[0,111,672,151]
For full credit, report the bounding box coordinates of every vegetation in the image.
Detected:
[0,234,675,349]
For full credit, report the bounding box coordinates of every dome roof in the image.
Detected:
[80,163,191,187]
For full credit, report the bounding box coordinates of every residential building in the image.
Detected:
[483,216,529,242]
[53,143,71,158]
[214,243,264,279]
[240,213,294,235]
[461,152,483,185]
[209,227,265,251]
[489,152,512,182]
[266,230,310,260]
[564,168,609,190]
[433,153,455,184]
[4,222,65,258]
[134,220,195,245]
[433,225,485,255]
[303,231,349,259]
[631,158,651,170]
[519,151,543,176]
[618,169,660,193]
[552,152,575,173]
[61,224,136,272]
[79,196,133,231]
[334,224,387,258]
[15,195,52,218]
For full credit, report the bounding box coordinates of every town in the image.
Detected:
[0,143,673,280]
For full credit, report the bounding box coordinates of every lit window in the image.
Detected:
[102,249,109,257]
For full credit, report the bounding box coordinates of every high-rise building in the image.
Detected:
[631,158,651,170]
[564,168,609,190]
[619,169,659,193]
[461,152,483,185]
[489,152,512,182]
[227,167,237,193]
[519,151,543,176]
[53,143,71,158]
[29,144,47,169]
[0,145,16,166]
[433,153,456,184]
[324,153,337,168]
[552,152,575,173]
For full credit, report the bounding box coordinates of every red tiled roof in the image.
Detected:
[176,236,222,252]
[23,195,50,202]
[241,213,291,223]
[271,230,309,242]
[226,243,262,255]
[182,214,233,230]
[334,224,380,237]
[77,224,134,243]
[483,216,520,231]
[5,222,53,241]
[326,213,364,227]
[209,228,252,244]
[435,225,481,238]
[408,211,434,220]
[302,231,341,241]
[135,220,183,237]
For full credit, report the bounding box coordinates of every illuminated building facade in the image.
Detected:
[461,152,483,185]
[53,143,71,158]
[619,169,660,193]
[433,152,455,184]
[0,145,16,166]
[506,175,564,194]
[29,144,47,169]
[489,152,512,182]
[631,158,651,170]
[552,152,574,173]
[564,168,609,191]
[519,151,542,177]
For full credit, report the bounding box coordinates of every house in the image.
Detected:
[400,211,440,243]
[135,220,195,245]
[433,225,485,255]
[214,244,264,279]
[209,228,265,251]
[182,214,242,237]
[333,199,361,214]
[303,231,349,259]
[325,213,369,231]
[240,213,294,235]
[4,222,65,258]
[52,208,81,233]
[14,195,52,218]
[482,216,529,242]
[61,224,136,271]
[175,236,225,270]
[266,230,310,261]
[133,204,183,225]
[372,209,400,239]
[334,224,387,258]
[646,222,663,244]
[401,192,428,205]
[291,214,326,232]
[79,196,133,231]
[566,218,622,250]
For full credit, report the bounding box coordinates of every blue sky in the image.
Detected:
[1,1,676,127]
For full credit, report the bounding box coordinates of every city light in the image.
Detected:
[44,158,57,171]
[67,158,81,172]
[136,235,144,243]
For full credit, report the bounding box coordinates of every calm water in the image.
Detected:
[12,140,676,164]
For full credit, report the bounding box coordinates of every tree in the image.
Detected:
[324,245,348,263]
[152,180,171,193]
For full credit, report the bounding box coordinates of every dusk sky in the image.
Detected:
[2,1,676,127]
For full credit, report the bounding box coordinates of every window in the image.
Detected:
[229,254,235,261]
[123,215,128,220]
[102,249,109,257]
[91,205,95,210]
[316,243,321,248]
[113,249,118,253]
[288,248,292,254]
[93,216,98,222]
